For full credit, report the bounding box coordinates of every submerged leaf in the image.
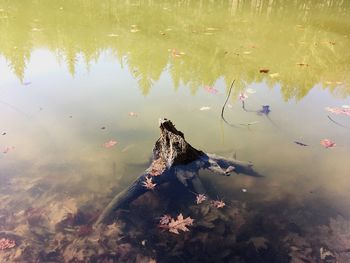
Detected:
[195,194,207,204]
[168,214,194,234]
[159,215,172,225]
[212,200,226,209]
[0,238,16,250]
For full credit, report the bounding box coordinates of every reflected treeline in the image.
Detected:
[0,0,349,99]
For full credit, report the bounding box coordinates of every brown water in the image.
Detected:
[0,1,350,262]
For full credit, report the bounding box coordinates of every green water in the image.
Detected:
[0,1,350,262]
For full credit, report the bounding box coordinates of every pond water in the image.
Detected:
[0,1,350,262]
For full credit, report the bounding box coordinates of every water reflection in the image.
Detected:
[0,0,349,99]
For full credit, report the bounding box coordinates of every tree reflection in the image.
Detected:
[0,0,349,99]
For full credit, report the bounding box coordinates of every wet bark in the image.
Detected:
[94,118,261,225]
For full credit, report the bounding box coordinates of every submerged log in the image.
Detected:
[95,118,261,225]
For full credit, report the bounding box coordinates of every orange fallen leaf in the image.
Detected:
[168,213,194,234]
[195,194,207,204]
[142,176,156,190]
[212,200,226,208]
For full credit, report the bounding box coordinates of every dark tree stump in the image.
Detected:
[94,118,261,225]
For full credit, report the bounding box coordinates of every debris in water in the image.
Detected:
[1,132,6,135]
[242,188,247,193]
[101,126,106,130]
[0,238,16,250]
[320,139,336,149]
[294,141,308,146]
[259,105,270,115]
[200,106,211,111]
[103,140,117,148]
[3,146,15,154]
[121,144,134,152]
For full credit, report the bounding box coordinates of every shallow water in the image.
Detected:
[0,1,350,262]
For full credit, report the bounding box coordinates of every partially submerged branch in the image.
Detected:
[95,118,261,225]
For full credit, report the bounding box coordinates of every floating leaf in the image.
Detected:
[103,140,117,148]
[195,194,207,204]
[0,238,16,250]
[259,105,270,115]
[325,107,350,116]
[200,106,211,111]
[320,139,336,149]
[168,213,194,234]
[142,176,156,190]
[204,86,218,94]
[3,146,15,154]
[239,93,248,101]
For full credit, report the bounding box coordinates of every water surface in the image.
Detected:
[0,1,349,262]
